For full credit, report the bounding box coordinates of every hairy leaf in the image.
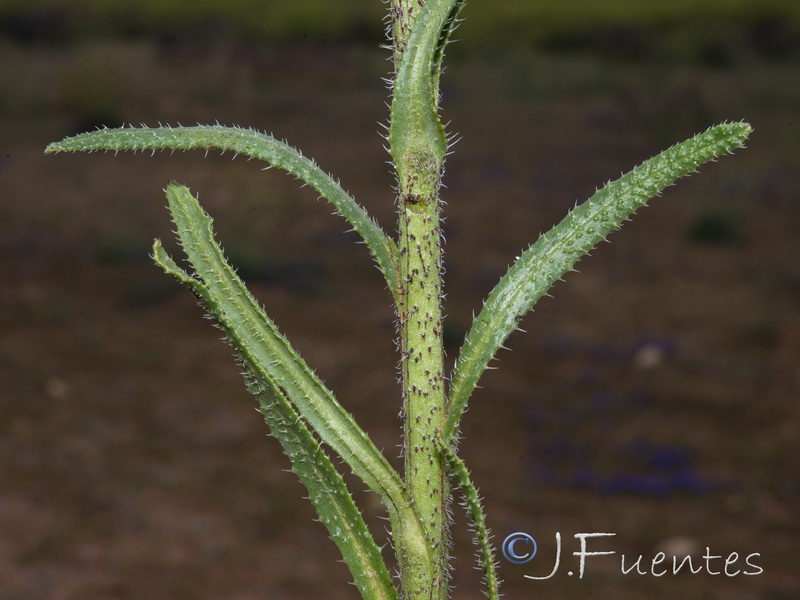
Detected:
[435,434,499,600]
[153,183,430,564]
[158,235,398,600]
[445,122,752,440]
[390,0,463,178]
[432,0,467,94]
[46,125,400,301]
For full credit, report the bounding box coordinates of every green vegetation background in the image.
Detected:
[3,0,800,53]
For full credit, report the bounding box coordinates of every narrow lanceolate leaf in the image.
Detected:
[153,182,421,547]
[163,245,399,599]
[245,376,399,600]
[431,0,467,94]
[445,122,752,440]
[435,434,499,600]
[390,0,462,176]
[46,125,399,301]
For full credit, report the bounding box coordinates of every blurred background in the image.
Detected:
[2,0,799,598]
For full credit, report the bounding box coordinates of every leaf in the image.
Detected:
[445,122,752,440]
[435,434,499,600]
[246,376,400,600]
[46,125,400,301]
[162,242,399,600]
[390,0,463,176]
[153,183,429,561]
[431,0,467,95]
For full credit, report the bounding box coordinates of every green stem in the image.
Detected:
[398,160,448,599]
[391,1,461,598]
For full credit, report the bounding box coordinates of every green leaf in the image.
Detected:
[247,377,400,600]
[152,183,430,562]
[445,122,752,440]
[160,238,399,600]
[390,0,463,177]
[46,125,400,302]
[431,0,467,95]
[435,434,499,600]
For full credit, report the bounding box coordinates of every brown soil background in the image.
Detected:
[2,12,799,600]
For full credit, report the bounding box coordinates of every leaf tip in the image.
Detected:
[714,121,753,149]
[44,141,63,155]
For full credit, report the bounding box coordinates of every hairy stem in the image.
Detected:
[397,157,448,599]
[391,2,462,598]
